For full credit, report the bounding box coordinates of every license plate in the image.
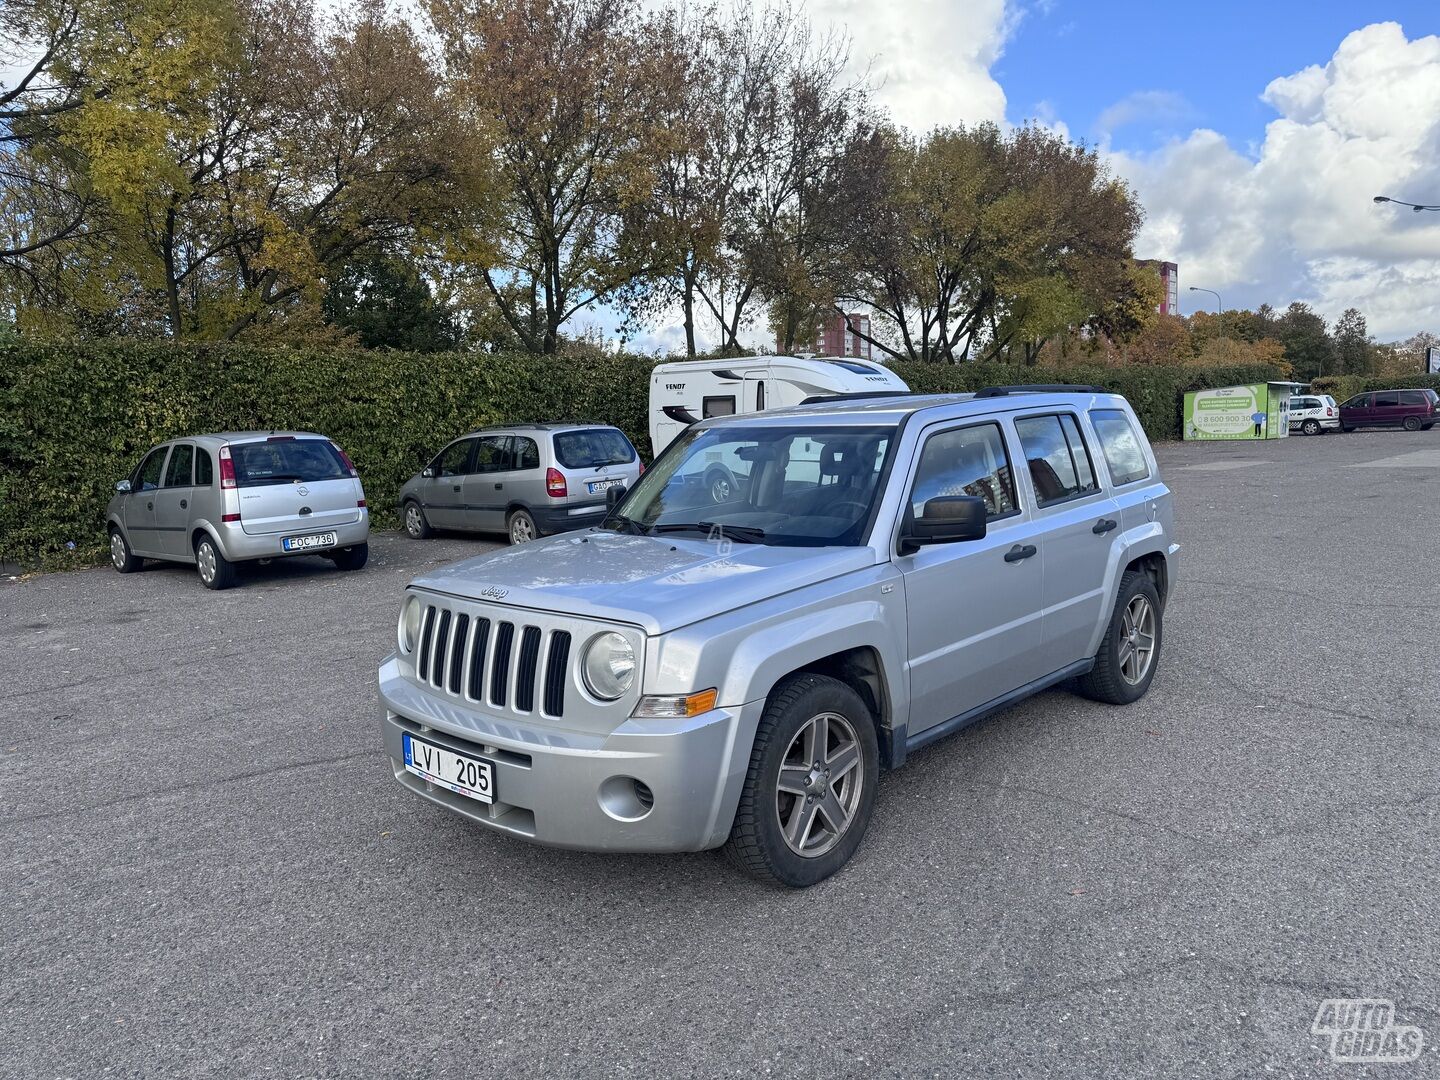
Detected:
[281,531,337,552]
[402,734,494,804]
[587,478,622,494]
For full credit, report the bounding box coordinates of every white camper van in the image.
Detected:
[648,354,910,457]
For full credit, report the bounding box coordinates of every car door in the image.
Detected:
[1088,407,1155,536]
[424,438,476,528]
[465,434,513,532]
[1012,411,1120,669]
[154,443,195,556]
[1372,391,1400,425]
[124,446,170,554]
[896,419,1048,735]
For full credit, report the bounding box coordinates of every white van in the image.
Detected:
[648,354,910,457]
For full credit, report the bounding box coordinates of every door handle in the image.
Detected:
[494,483,503,490]
[452,485,462,492]
[179,499,187,510]
[146,501,153,511]
[1004,543,1037,563]
[1092,518,1117,534]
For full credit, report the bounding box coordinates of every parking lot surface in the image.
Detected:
[3,430,1438,1079]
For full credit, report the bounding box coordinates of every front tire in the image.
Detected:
[195,534,236,590]
[1076,569,1163,705]
[1341,424,1355,433]
[332,543,368,571]
[1302,419,1321,436]
[724,674,878,888]
[109,528,142,574]
[403,500,433,539]
[507,509,539,544]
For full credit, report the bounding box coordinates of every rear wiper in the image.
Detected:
[653,521,767,543]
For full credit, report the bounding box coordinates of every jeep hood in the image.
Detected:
[411,530,877,634]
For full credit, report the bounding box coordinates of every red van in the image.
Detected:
[1339,389,1439,432]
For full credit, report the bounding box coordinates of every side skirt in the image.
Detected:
[886,658,1095,769]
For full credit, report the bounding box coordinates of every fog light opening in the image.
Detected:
[598,775,654,821]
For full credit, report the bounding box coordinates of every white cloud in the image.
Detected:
[1096,90,1195,136]
[1112,21,1440,338]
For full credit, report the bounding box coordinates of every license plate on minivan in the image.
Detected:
[587,478,622,494]
[402,734,494,804]
[281,531,338,552]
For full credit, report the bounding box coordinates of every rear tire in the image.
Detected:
[1403,416,1421,432]
[1302,419,1321,436]
[109,528,141,574]
[195,534,236,590]
[723,674,878,888]
[332,543,368,571]
[1076,569,1163,705]
[1341,425,1355,433]
[507,509,539,544]
[403,500,433,539]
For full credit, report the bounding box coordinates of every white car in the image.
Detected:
[1288,394,1340,435]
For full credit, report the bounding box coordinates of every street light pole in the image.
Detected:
[1373,195,1440,212]
[1188,286,1222,313]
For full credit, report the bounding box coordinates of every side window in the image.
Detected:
[909,423,1017,521]
[1374,391,1399,407]
[472,435,511,473]
[703,396,736,419]
[1399,390,1425,405]
[195,448,214,487]
[133,447,168,492]
[1089,409,1150,487]
[512,436,540,471]
[1342,394,1369,409]
[435,438,475,477]
[163,444,194,487]
[1014,414,1098,506]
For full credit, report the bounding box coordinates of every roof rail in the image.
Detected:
[799,390,915,406]
[973,384,1108,398]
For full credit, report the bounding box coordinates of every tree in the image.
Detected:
[323,256,460,351]
[1332,306,1372,376]
[1274,302,1334,381]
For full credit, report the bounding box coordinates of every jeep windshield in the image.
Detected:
[606,424,895,546]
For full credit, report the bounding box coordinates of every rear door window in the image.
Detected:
[163,444,194,487]
[1014,414,1099,507]
[1374,391,1400,407]
[231,439,349,487]
[1089,409,1150,487]
[552,428,635,469]
[473,435,511,473]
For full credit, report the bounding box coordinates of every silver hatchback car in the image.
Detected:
[398,423,642,545]
[106,431,370,589]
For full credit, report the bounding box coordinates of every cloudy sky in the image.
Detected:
[627,0,1440,350]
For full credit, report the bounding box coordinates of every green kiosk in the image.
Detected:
[1183,382,1306,441]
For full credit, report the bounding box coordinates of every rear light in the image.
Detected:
[221,513,240,523]
[332,442,358,478]
[638,461,645,476]
[545,467,567,497]
[1326,408,1334,416]
[218,445,237,490]
[356,499,367,508]
[266,435,295,442]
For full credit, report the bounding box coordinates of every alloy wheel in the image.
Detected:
[710,475,731,503]
[510,515,535,543]
[1118,594,1157,685]
[406,504,423,536]
[775,711,865,858]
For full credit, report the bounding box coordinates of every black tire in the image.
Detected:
[1076,569,1163,705]
[195,534,237,591]
[1302,419,1321,436]
[1423,423,1435,431]
[109,527,142,574]
[332,542,368,571]
[403,500,433,539]
[1341,425,1355,433]
[507,508,539,544]
[724,674,879,888]
[1403,416,1421,432]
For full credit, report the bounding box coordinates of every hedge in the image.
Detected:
[0,342,1280,568]
[1310,373,1440,404]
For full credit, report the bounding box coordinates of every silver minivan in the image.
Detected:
[398,423,642,545]
[106,431,370,589]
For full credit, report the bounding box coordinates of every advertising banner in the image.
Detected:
[1185,384,1265,440]
[1427,346,1439,374]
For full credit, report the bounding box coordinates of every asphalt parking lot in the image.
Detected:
[3,429,1438,1079]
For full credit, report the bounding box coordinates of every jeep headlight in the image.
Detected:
[399,595,423,653]
[582,632,635,700]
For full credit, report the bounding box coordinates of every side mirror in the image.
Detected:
[606,483,628,508]
[421,467,435,479]
[115,479,132,494]
[898,495,987,555]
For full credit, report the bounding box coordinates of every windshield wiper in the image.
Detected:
[602,513,650,535]
[652,521,767,543]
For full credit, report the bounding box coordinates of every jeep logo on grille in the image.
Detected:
[479,585,509,600]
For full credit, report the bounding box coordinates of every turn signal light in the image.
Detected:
[218,445,237,490]
[632,688,718,719]
[546,467,567,497]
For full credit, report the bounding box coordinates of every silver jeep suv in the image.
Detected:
[377,387,1179,886]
